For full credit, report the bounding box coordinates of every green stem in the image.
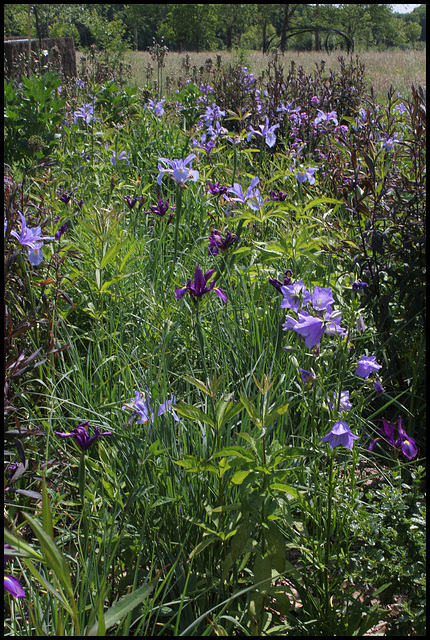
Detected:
[324,449,335,617]
[173,184,182,262]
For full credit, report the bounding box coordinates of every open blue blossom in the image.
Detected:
[201,103,225,126]
[191,133,216,154]
[322,420,359,450]
[280,280,311,313]
[146,98,165,116]
[110,150,130,166]
[283,307,346,349]
[175,263,227,304]
[355,355,382,379]
[73,103,95,125]
[122,390,178,426]
[247,115,279,148]
[295,165,318,185]
[277,101,300,116]
[54,421,111,452]
[4,546,25,599]
[10,211,54,266]
[228,177,260,207]
[327,390,352,414]
[311,285,334,311]
[314,109,339,127]
[369,416,417,460]
[157,154,199,187]
[380,133,402,151]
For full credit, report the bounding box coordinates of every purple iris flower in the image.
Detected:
[207,229,238,255]
[122,390,178,426]
[269,269,293,292]
[10,211,54,266]
[56,187,78,204]
[314,109,339,127]
[228,177,260,207]
[146,98,165,116]
[110,150,130,166]
[54,421,111,452]
[247,115,279,148]
[277,101,300,115]
[267,190,289,201]
[355,355,382,379]
[156,154,199,187]
[175,263,227,305]
[125,195,146,211]
[295,166,318,185]
[321,420,359,450]
[201,104,225,127]
[145,198,175,221]
[4,546,25,599]
[327,390,352,414]
[191,133,216,154]
[207,182,228,197]
[73,103,95,125]
[280,280,311,313]
[369,416,417,460]
[380,133,402,151]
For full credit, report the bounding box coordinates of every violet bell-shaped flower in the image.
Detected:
[355,355,382,379]
[175,263,227,305]
[157,154,199,187]
[283,306,346,349]
[280,280,311,313]
[321,420,359,450]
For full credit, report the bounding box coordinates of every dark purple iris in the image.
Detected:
[206,182,229,197]
[207,229,238,255]
[352,280,369,292]
[268,269,293,292]
[55,222,68,240]
[54,421,111,452]
[125,195,146,211]
[144,198,175,222]
[369,416,418,460]
[175,263,227,305]
[267,190,289,201]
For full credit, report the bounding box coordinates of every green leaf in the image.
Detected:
[3,529,44,562]
[88,579,156,636]
[239,392,260,424]
[188,534,219,561]
[23,513,74,600]
[41,476,54,541]
[211,445,256,462]
[182,374,212,395]
[174,403,215,427]
[215,392,235,429]
[22,557,73,615]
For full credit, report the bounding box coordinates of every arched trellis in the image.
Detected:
[265,27,354,55]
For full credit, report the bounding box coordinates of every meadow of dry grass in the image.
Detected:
[124,48,426,97]
[76,47,426,99]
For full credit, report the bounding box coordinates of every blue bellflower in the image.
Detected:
[321,420,359,450]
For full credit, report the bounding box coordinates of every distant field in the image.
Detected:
[77,48,426,99]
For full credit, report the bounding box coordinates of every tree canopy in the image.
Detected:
[4,3,426,51]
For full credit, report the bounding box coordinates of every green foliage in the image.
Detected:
[4,52,426,637]
[4,71,65,166]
